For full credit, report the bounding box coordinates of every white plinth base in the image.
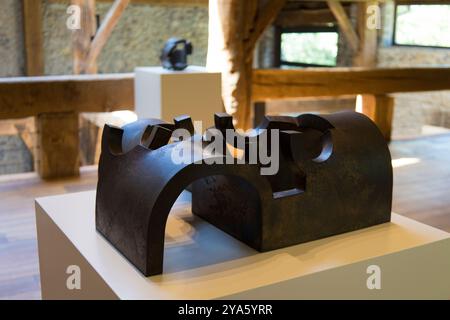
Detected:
[35,191,450,300]
[134,66,222,129]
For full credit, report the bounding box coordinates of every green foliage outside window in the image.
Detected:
[395,5,450,48]
[281,32,338,67]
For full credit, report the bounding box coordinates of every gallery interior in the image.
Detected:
[0,0,449,300]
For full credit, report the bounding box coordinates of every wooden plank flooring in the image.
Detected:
[390,134,450,232]
[0,135,450,300]
[0,167,98,300]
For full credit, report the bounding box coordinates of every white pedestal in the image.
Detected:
[35,191,450,300]
[134,66,222,129]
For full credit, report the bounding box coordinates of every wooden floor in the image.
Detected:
[0,166,98,300]
[390,134,450,232]
[1,134,450,300]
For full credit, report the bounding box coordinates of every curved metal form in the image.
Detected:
[96,111,392,276]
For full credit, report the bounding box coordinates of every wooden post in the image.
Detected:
[22,0,44,76]
[35,112,80,179]
[207,0,285,129]
[83,0,130,73]
[72,0,98,74]
[207,0,256,130]
[353,1,378,67]
[22,0,45,176]
[361,94,394,141]
[352,1,393,140]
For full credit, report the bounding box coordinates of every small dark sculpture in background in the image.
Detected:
[160,38,193,70]
[96,112,393,276]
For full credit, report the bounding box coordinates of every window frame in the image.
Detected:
[392,2,450,49]
[277,26,339,68]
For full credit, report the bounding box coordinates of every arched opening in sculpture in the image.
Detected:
[143,164,272,276]
[159,174,264,274]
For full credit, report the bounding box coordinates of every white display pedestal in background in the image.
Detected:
[35,191,450,300]
[134,66,222,129]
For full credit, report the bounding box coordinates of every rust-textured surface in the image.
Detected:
[96,111,392,276]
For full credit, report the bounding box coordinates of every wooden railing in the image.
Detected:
[0,73,134,119]
[252,67,450,141]
[0,74,134,178]
[1,67,450,178]
[252,67,450,100]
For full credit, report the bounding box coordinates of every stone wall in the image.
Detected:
[42,1,208,75]
[0,119,34,175]
[0,1,29,174]
[0,0,25,77]
[0,135,33,175]
[0,1,209,77]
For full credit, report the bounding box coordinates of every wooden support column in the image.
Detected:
[360,94,394,141]
[22,0,45,175]
[352,1,392,140]
[207,0,286,129]
[35,112,80,179]
[207,0,256,130]
[72,0,98,74]
[71,0,129,175]
[22,0,44,76]
[353,1,378,67]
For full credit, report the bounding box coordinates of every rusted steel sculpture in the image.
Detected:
[96,111,392,276]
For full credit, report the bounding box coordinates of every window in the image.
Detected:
[394,4,450,48]
[279,27,339,68]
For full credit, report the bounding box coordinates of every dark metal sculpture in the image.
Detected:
[96,111,392,276]
[160,38,192,70]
